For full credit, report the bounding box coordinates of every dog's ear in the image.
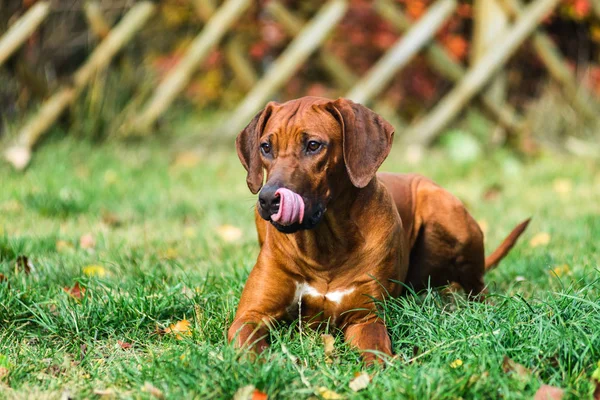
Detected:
[325,98,394,188]
[236,102,278,194]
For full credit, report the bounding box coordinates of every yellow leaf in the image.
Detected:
[553,179,572,195]
[83,265,107,277]
[349,372,370,392]
[172,151,202,169]
[103,170,118,185]
[551,264,570,277]
[316,387,343,399]
[216,225,243,243]
[478,219,489,235]
[530,232,551,248]
[56,240,75,253]
[165,319,192,340]
[183,227,197,238]
[450,359,463,368]
[159,248,178,260]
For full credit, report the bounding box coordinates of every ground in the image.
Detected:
[0,134,599,399]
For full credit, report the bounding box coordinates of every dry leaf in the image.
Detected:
[530,232,551,248]
[0,273,6,283]
[118,340,132,350]
[79,233,96,250]
[83,265,107,277]
[64,282,86,300]
[159,248,178,260]
[172,151,202,169]
[216,225,243,243]
[550,264,571,277]
[93,388,115,397]
[252,389,268,400]
[502,356,530,380]
[349,372,370,392]
[553,179,572,195]
[101,211,122,227]
[15,255,33,275]
[478,219,489,235]
[533,385,564,400]
[450,359,463,368]
[165,319,192,340]
[141,382,164,399]
[316,387,343,399]
[321,334,335,363]
[0,367,8,381]
[56,240,75,253]
[233,385,256,400]
[483,184,502,201]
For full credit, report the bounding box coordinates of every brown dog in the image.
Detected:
[228,96,529,364]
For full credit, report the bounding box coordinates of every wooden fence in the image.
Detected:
[1,0,599,169]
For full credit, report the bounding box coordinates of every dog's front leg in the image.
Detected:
[228,260,295,354]
[343,320,393,365]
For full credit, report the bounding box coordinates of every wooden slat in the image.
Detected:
[4,2,156,170]
[225,0,348,137]
[402,0,560,145]
[0,2,50,67]
[347,0,456,104]
[130,0,252,134]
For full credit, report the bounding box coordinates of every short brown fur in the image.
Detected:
[229,96,529,364]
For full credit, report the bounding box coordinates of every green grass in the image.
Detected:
[0,135,599,399]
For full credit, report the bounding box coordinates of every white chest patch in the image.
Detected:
[292,282,355,305]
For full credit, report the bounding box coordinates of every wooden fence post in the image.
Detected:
[0,2,50,67]
[225,0,348,137]
[346,0,456,104]
[3,2,156,170]
[402,0,560,146]
[128,0,252,135]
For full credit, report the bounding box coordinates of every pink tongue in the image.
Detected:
[271,188,305,226]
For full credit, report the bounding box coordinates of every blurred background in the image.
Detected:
[0,0,599,164]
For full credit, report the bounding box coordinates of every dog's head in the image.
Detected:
[236,97,394,233]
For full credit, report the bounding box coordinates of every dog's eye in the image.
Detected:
[260,143,271,154]
[306,141,322,153]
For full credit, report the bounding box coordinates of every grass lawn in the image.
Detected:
[0,134,599,399]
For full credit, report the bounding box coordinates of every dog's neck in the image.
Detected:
[277,178,383,272]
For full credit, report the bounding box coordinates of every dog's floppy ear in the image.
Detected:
[325,98,394,188]
[236,102,278,194]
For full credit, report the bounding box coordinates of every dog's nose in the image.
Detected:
[258,186,281,215]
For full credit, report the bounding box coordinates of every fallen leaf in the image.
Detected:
[321,334,335,363]
[252,389,268,400]
[502,356,530,381]
[101,211,122,227]
[93,388,115,397]
[316,387,343,399]
[0,273,6,283]
[0,367,8,381]
[118,340,132,350]
[141,382,164,399]
[349,372,370,392]
[450,359,463,368]
[216,225,243,243]
[79,233,96,250]
[56,240,75,253]
[172,151,202,169]
[64,282,86,300]
[15,255,33,275]
[165,319,192,340]
[83,265,107,277]
[233,385,256,400]
[530,232,551,248]
[483,184,502,201]
[553,179,572,195]
[550,264,570,277]
[159,248,178,260]
[533,385,564,400]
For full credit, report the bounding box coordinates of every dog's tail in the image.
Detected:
[485,218,531,271]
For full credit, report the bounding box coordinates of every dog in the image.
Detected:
[228,96,529,364]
